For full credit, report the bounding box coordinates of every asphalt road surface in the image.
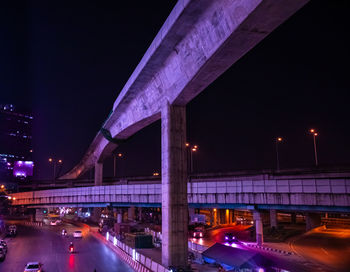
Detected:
[189,224,331,272]
[0,223,134,272]
[290,226,350,272]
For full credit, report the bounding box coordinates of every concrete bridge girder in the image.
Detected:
[60,0,309,181]
[48,0,312,268]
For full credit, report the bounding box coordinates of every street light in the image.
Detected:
[275,137,283,171]
[186,143,198,173]
[48,158,63,180]
[309,129,318,166]
[113,153,124,177]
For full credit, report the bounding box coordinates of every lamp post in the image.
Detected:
[275,137,283,171]
[113,153,123,177]
[48,158,63,180]
[309,129,318,166]
[186,143,198,173]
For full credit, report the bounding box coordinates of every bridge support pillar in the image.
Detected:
[117,213,122,224]
[128,206,135,222]
[161,102,188,269]
[291,212,297,224]
[270,209,277,228]
[94,162,103,186]
[92,207,102,223]
[253,211,264,245]
[306,212,321,231]
[138,207,143,222]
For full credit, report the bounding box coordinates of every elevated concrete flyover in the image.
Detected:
[58,0,310,268]
[11,173,350,212]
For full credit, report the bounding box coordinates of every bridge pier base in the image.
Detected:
[253,211,264,245]
[92,207,102,223]
[306,212,321,231]
[161,102,188,270]
[128,206,135,222]
[270,209,277,228]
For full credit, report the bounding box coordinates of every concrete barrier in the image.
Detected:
[23,221,43,227]
[91,230,170,272]
[246,243,294,255]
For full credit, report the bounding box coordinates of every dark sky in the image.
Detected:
[0,1,349,180]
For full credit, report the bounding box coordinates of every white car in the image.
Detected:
[24,262,43,272]
[49,220,61,226]
[73,230,82,238]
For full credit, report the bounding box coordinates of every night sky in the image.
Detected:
[0,1,349,180]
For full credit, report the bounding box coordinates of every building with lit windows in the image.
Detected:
[0,104,33,184]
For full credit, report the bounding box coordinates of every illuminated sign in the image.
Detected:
[13,161,34,178]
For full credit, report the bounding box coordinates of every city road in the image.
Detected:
[0,223,133,272]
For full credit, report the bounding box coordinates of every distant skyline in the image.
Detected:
[1,1,349,180]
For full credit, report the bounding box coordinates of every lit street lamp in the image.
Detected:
[113,153,123,177]
[186,143,198,173]
[275,137,283,171]
[309,129,318,166]
[48,158,63,180]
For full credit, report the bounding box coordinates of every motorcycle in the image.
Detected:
[62,229,67,237]
[69,243,74,253]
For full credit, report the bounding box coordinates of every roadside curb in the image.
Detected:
[246,243,294,255]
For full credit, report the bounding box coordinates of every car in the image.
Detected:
[224,232,239,243]
[0,248,5,261]
[8,225,17,237]
[73,230,82,238]
[0,244,7,254]
[49,220,61,226]
[192,227,204,238]
[24,262,43,272]
[0,240,7,253]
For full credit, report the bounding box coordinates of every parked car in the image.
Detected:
[0,247,6,261]
[0,240,7,253]
[8,225,17,237]
[24,262,43,272]
[73,230,82,238]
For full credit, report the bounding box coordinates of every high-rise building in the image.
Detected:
[0,104,33,183]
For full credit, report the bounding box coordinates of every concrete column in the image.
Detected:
[128,206,135,222]
[229,210,234,224]
[35,208,44,222]
[92,207,102,223]
[225,209,230,224]
[94,162,103,186]
[291,212,297,224]
[270,209,277,228]
[189,208,195,223]
[213,209,218,226]
[306,213,321,231]
[161,102,188,269]
[138,207,142,222]
[117,213,122,224]
[253,211,263,245]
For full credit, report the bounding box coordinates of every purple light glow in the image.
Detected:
[13,160,34,178]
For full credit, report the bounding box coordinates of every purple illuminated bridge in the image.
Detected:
[39,0,311,269]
